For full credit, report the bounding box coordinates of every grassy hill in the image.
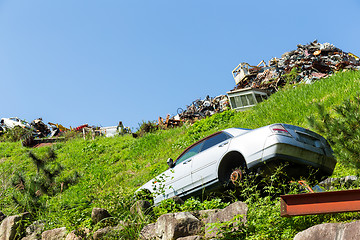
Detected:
[1,70,360,239]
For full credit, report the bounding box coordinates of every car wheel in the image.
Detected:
[230,168,243,185]
[218,152,247,187]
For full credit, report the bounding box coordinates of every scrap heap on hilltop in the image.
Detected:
[231,40,360,93]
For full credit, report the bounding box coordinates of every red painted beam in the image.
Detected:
[280,189,360,217]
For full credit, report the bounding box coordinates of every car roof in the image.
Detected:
[175,128,252,161]
[223,127,252,137]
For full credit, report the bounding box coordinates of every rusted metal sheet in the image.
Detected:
[280,189,360,217]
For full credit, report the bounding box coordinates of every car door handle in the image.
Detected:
[219,142,229,147]
[183,159,192,164]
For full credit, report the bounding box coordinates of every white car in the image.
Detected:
[137,123,336,204]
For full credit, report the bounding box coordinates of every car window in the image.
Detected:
[201,132,231,152]
[176,142,204,165]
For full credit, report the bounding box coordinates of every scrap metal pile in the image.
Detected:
[157,95,229,129]
[232,40,360,93]
[175,95,229,122]
[0,117,131,147]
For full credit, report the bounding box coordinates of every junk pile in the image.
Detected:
[175,95,229,122]
[0,117,132,147]
[231,40,360,93]
[157,95,229,129]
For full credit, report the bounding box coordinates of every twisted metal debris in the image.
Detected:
[232,40,360,93]
[176,95,229,122]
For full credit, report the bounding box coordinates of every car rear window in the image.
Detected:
[201,132,231,152]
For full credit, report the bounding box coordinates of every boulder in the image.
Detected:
[155,212,203,240]
[130,200,153,219]
[22,221,45,240]
[91,208,112,225]
[294,220,360,240]
[64,228,89,240]
[41,227,67,240]
[203,201,248,239]
[139,223,156,240]
[177,236,203,240]
[0,212,30,240]
[93,225,123,240]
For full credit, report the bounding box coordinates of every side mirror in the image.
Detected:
[167,158,175,168]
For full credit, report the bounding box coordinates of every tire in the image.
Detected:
[218,152,247,187]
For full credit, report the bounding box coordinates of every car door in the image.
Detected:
[163,141,204,199]
[191,132,231,189]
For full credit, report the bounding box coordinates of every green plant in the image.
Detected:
[136,120,159,137]
[11,148,80,213]
[0,126,32,142]
[308,94,360,169]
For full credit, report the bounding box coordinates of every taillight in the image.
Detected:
[270,124,292,137]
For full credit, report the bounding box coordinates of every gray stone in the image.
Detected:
[341,220,360,240]
[294,220,360,240]
[177,236,203,240]
[64,229,90,240]
[91,208,112,225]
[203,201,247,239]
[93,225,123,240]
[139,223,156,240]
[155,212,203,240]
[0,212,30,240]
[41,227,67,240]
[22,221,45,240]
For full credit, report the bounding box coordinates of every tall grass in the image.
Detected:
[0,70,359,238]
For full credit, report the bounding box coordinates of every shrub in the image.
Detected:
[308,94,360,169]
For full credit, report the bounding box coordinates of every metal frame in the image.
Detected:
[280,189,360,217]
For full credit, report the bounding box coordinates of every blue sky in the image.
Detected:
[1,0,359,130]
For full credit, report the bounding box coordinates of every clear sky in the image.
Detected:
[1,0,359,130]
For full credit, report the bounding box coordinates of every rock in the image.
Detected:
[139,223,156,240]
[155,212,203,240]
[294,220,360,240]
[64,229,90,240]
[93,225,123,240]
[22,221,45,240]
[319,176,359,190]
[91,208,112,225]
[41,227,67,240]
[0,212,6,223]
[177,236,203,240]
[130,200,153,219]
[64,232,80,240]
[0,212,30,240]
[64,228,89,240]
[203,201,247,239]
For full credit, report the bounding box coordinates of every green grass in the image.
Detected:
[1,70,360,239]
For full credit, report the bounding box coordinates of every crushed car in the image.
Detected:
[137,123,336,204]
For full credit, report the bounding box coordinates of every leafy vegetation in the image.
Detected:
[0,126,31,142]
[0,70,360,239]
[308,94,360,170]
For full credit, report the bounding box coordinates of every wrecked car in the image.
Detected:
[137,123,336,204]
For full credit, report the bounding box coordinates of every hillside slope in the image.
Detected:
[1,70,360,238]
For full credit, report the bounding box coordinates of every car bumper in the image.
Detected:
[249,135,336,177]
